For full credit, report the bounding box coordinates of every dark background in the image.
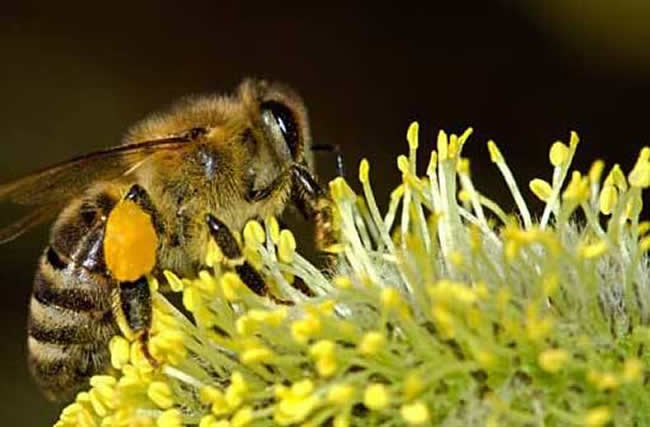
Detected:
[1,1,649,425]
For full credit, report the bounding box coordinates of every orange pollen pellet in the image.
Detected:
[104,199,158,282]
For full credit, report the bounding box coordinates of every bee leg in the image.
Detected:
[290,164,337,253]
[112,276,157,366]
[124,184,164,233]
[205,214,292,305]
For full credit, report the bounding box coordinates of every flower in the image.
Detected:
[56,124,649,427]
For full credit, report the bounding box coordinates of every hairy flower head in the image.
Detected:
[56,125,649,426]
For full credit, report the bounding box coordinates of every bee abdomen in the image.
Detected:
[28,254,119,400]
[28,188,123,400]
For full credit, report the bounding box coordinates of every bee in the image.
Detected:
[0,79,336,401]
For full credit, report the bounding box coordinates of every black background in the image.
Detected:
[1,2,649,425]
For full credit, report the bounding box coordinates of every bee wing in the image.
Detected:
[0,138,190,244]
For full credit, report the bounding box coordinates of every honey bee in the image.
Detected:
[0,79,335,401]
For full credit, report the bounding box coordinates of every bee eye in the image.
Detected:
[260,101,299,158]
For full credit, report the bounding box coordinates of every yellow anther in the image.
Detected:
[397,155,410,174]
[278,229,297,263]
[199,415,227,427]
[596,373,619,391]
[243,220,265,247]
[109,336,130,369]
[157,409,182,427]
[380,288,402,309]
[606,164,628,191]
[437,130,449,161]
[589,160,605,184]
[164,271,184,292]
[290,314,321,344]
[538,348,569,374]
[549,141,569,167]
[148,381,174,409]
[205,239,223,267]
[358,331,385,355]
[291,379,314,397]
[638,221,650,236]
[622,358,643,382]
[529,178,553,202]
[327,384,355,404]
[241,346,274,365]
[264,216,280,244]
[333,276,353,289]
[199,385,225,405]
[407,122,419,150]
[569,130,580,148]
[580,240,608,259]
[427,151,438,176]
[456,157,470,175]
[562,171,589,202]
[400,401,430,425]
[182,286,199,312]
[458,189,471,203]
[363,383,390,411]
[431,304,455,339]
[448,134,460,159]
[390,184,405,201]
[476,349,497,369]
[599,185,618,215]
[333,414,350,427]
[583,407,611,427]
[359,158,370,184]
[310,339,335,358]
[629,146,650,188]
[221,272,243,301]
[640,236,650,253]
[231,406,253,427]
[403,372,424,400]
[487,140,503,163]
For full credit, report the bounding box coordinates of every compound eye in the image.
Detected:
[260,101,299,158]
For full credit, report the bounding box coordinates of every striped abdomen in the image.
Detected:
[27,190,121,401]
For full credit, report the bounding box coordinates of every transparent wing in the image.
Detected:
[0,138,190,243]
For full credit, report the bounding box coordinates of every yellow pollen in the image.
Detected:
[359,158,370,184]
[427,151,438,176]
[104,199,158,282]
[583,407,611,427]
[231,406,253,427]
[363,383,390,410]
[549,141,569,167]
[400,401,430,425]
[397,155,410,174]
[487,140,503,163]
[157,409,182,427]
[579,240,608,259]
[599,184,618,215]
[538,348,569,374]
[278,229,297,263]
[437,130,449,161]
[589,159,605,184]
[243,220,265,247]
[407,122,419,150]
[622,358,643,382]
[164,271,184,292]
[327,384,355,404]
[109,336,130,369]
[148,381,174,409]
[529,178,553,202]
[358,331,385,355]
